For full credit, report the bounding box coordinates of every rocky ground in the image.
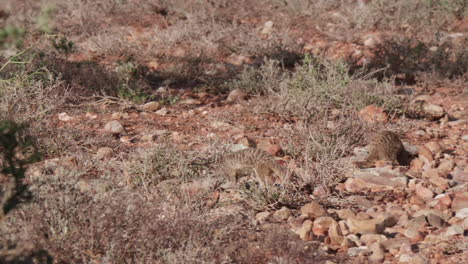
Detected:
[1,0,467,263]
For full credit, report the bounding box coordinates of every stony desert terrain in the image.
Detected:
[0,1,467,263]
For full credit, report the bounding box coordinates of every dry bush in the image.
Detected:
[283,110,371,191]
[0,51,69,121]
[229,55,403,121]
[126,143,210,189]
[363,38,468,82]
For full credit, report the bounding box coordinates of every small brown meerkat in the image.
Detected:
[217,148,288,188]
[365,130,408,166]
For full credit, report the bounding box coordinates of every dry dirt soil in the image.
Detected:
[0,1,467,263]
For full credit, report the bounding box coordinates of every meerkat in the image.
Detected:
[217,148,288,188]
[365,130,408,166]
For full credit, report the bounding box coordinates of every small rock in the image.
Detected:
[85,112,98,119]
[462,217,468,230]
[339,220,350,236]
[58,112,74,121]
[104,120,124,134]
[415,184,434,200]
[455,208,468,219]
[226,89,249,102]
[368,242,384,263]
[437,159,454,174]
[410,158,424,172]
[328,220,344,245]
[141,134,157,141]
[256,211,271,224]
[452,168,468,183]
[299,220,314,242]
[312,186,329,197]
[345,168,407,191]
[179,98,202,105]
[424,141,443,158]
[360,234,387,245]
[452,193,468,211]
[410,100,445,120]
[400,253,428,264]
[155,107,169,116]
[347,213,396,234]
[445,225,464,236]
[120,136,132,143]
[313,216,336,236]
[359,105,388,123]
[261,20,274,34]
[418,145,434,166]
[301,201,326,219]
[141,101,161,112]
[111,112,124,120]
[273,207,291,221]
[347,246,370,257]
[427,213,445,228]
[96,147,114,160]
[381,237,411,251]
[337,209,356,220]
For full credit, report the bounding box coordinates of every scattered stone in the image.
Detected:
[85,112,98,119]
[415,183,434,200]
[299,220,314,242]
[381,237,411,251]
[301,201,326,219]
[445,225,464,236]
[141,101,161,112]
[313,216,336,236]
[347,213,396,234]
[452,193,468,211]
[359,105,388,123]
[226,89,249,102]
[261,20,274,34]
[427,214,445,228]
[180,98,202,105]
[368,242,384,263]
[452,168,468,183]
[155,107,169,116]
[273,207,291,221]
[104,120,124,134]
[360,234,387,245]
[347,246,370,257]
[111,112,124,120]
[455,208,468,219]
[141,134,158,141]
[255,211,271,224]
[58,112,74,121]
[399,253,428,264]
[418,145,434,165]
[328,220,344,245]
[409,158,424,172]
[345,168,407,191]
[337,209,356,220]
[424,141,443,158]
[96,147,114,160]
[410,100,445,120]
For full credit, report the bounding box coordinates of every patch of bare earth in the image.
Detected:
[1,0,467,263]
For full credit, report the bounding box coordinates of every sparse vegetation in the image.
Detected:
[0,0,466,263]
